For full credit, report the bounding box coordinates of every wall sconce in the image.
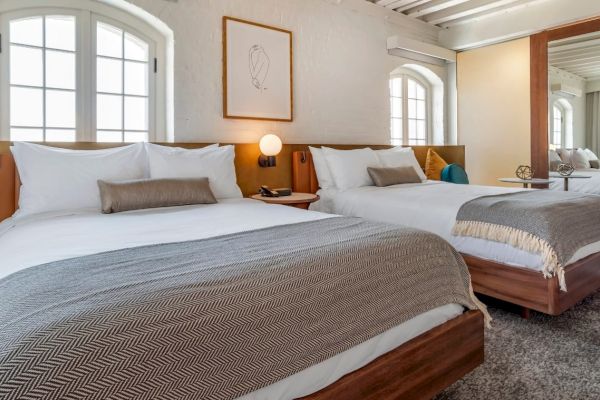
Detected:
[258,134,282,167]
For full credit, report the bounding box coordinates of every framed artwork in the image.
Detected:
[223,17,293,122]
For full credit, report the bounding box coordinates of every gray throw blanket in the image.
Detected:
[1,218,484,400]
[453,190,600,290]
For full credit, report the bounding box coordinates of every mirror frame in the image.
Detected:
[531,17,600,178]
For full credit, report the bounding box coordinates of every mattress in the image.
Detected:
[0,198,463,399]
[311,181,600,271]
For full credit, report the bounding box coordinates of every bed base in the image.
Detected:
[303,310,484,400]
[464,253,600,316]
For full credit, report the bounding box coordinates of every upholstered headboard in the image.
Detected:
[291,145,466,194]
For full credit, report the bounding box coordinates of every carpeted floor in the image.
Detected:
[435,291,600,400]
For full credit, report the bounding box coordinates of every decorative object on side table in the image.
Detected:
[557,163,575,177]
[515,165,534,180]
[250,192,319,209]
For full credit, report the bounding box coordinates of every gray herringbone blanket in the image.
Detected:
[453,190,600,290]
[1,217,482,400]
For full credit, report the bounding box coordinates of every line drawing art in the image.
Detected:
[249,44,270,90]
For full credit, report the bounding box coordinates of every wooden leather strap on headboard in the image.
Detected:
[292,151,319,194]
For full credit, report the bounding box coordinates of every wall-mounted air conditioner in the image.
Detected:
[551,83,582,98]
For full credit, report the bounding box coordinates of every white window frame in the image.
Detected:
[389,71,433,146]
[0,0,169,142]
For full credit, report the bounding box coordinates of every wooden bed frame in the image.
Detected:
[0,141,483,399]
[292,150,600,317]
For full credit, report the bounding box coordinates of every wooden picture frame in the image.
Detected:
[222,16,293,122]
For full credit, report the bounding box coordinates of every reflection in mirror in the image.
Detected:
[548,31,600,172]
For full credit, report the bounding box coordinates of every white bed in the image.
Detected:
[549,169,600,194]
[0,198,463,400]
[311,181,600,272]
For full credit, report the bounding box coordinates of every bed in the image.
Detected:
[0,142,485,400]
[292,149,600,318]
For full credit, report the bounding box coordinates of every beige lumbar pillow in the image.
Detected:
[98,178,217,214]
[367,166,423,187]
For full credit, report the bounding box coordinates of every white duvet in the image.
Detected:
[549,169,600,194]
[0,199,462,400]
[312,181,600,271]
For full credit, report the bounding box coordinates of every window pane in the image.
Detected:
[10,17,43,47]
[408,120,416,137]
[97,22,123,58]
[391,78,402,97]
[124,131,148,142]
[124,32,149,61]
[391,97,402,118]
[124,62,148,95]
[45,16,76,51]
[408,79,417,98]
[46,50,76,89]
[417,121,426,139]
[392,118,402,139]
[46,90,76,128]
[97,94,123,130]
[408,99,417,119]
[11,87,43,126]
[417,100,426,120]
[416,84,426,100]
[46,129,76,142]
[11,128,43,141]
[124,96,148,131]
[97,131,123,142]
[97,57,123,93]
[10,45,43,86]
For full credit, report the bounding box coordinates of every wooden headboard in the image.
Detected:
[292,145,466,194]
[0,142,464,222]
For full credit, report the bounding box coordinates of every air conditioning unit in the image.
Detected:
[551,83,582,98]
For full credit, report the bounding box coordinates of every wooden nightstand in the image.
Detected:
[250,193,320,210]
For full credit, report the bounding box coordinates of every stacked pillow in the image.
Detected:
[11,142,241,217]
[554,148,599,169]
[309,146,428,190]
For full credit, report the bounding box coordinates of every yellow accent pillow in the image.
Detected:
[425,149,448,180]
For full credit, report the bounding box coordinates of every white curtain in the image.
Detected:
[586,92,600,155]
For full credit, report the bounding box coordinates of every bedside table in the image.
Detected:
[250,193,320,210]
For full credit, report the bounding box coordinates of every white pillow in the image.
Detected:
[375,147,427,181]
[584,148,599,161]
[147,144,242,199]
[12,142,147,217]
[309,146,335,189]
[548,149,562,163]
[571,148,591,169]
[322,147,380,190]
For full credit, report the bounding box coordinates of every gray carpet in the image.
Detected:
[436,291,600,400]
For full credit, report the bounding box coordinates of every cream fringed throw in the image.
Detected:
[452,190,600,291]
[0,218,487,400]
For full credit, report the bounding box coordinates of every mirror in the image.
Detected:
[547,31,600,171]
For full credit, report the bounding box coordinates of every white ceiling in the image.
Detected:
[366,0,548,28]
[549,32,600,80]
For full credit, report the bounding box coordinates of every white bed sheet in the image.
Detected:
[311,181,600,271]
[549,169,600,194]
[0,198,463,400]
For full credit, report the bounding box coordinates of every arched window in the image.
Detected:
[390,65,444,146]
[0,1,172,142]
[390,75,428,145]
[550,98,573,149]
